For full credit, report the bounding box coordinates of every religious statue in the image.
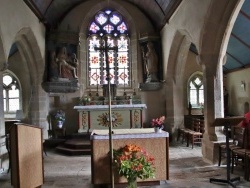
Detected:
[56,47,79,79]
[48,51,59,81]
[142,42,159,83]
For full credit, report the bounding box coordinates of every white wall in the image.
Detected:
[226,68,250,116]
[0,0,45,61]
[0,0,46,171]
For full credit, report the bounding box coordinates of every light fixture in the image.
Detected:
[241,81,246,91]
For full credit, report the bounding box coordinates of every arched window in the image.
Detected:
[88,9,130,87]
[188,72,204,108]
[3,72,21,117]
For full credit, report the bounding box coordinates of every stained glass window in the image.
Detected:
[88,9,129,87]
[3,73,21,113]
[188,73,204,108]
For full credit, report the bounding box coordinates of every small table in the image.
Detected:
[54,128,66,138]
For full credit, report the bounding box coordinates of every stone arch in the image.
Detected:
[77,0,153,95]
[0,33,7,69]
[197,0,244,163]
[3,69,23,110]
[80,1,138,37]
[165,29,192,140]
[13,27,48,131]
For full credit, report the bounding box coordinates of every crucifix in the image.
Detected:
[94,36,118,188]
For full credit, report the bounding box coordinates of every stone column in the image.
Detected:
[199,55,225,164]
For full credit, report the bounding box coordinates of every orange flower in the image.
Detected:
[113,144,155,181]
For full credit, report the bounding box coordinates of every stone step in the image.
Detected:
[55,135,91,155]
[67,132,91,140]
[56,145,91,156]
[44,138,66,148]
[63,139,91,149]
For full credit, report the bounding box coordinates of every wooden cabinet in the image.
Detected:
[10,123,44,188]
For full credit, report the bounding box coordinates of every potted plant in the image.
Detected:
[113,144,155,188]
[151,115,165,133]
[53,110,65,128]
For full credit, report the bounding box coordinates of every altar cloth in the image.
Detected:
[91,128,169,139]
[74,104,147,111]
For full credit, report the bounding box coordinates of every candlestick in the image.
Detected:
[123,67,126,96]
[96,83,99,96]
[123,67,126,90]
[89,84,92,96]
[133,80,136,95]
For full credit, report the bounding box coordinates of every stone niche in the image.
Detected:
[138,33,163,91]
[42,30,80,93]
[42,80,79,93]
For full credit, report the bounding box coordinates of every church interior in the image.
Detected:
[1,0,250,187]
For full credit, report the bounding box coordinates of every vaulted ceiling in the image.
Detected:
[223,0,250,74]
[24,0,182,30]
[23,0,250,74]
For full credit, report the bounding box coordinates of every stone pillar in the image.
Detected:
[200,55,225,164]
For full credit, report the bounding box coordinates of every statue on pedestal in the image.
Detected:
[56,47,79,79]
[142,42,159,83]
[43,47,80,93]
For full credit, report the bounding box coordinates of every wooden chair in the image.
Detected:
[188,118,204,148]
[178,116,194,144]
[178,128,192,146]
[177,128,184,142]
[231,126,250,180]
[218,126,245,166]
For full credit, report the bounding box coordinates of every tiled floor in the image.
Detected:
[1,143,250,188]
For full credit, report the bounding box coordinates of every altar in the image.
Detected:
[74,104,147,132]
[90,128,169,186]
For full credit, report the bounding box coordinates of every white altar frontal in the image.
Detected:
[74,104,147,132]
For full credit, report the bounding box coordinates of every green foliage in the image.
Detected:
[113,144,155,181]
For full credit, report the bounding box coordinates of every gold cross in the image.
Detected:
[94,36,118,188]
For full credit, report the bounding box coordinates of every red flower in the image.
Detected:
[151,116,165,128]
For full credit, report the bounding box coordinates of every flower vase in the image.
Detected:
[57,121,63,128]
[154,127,162,133]
[127,177,137,188]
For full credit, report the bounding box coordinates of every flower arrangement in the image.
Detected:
[113,144,155,185]
[151,115,165,129]
[54,110,65,122]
